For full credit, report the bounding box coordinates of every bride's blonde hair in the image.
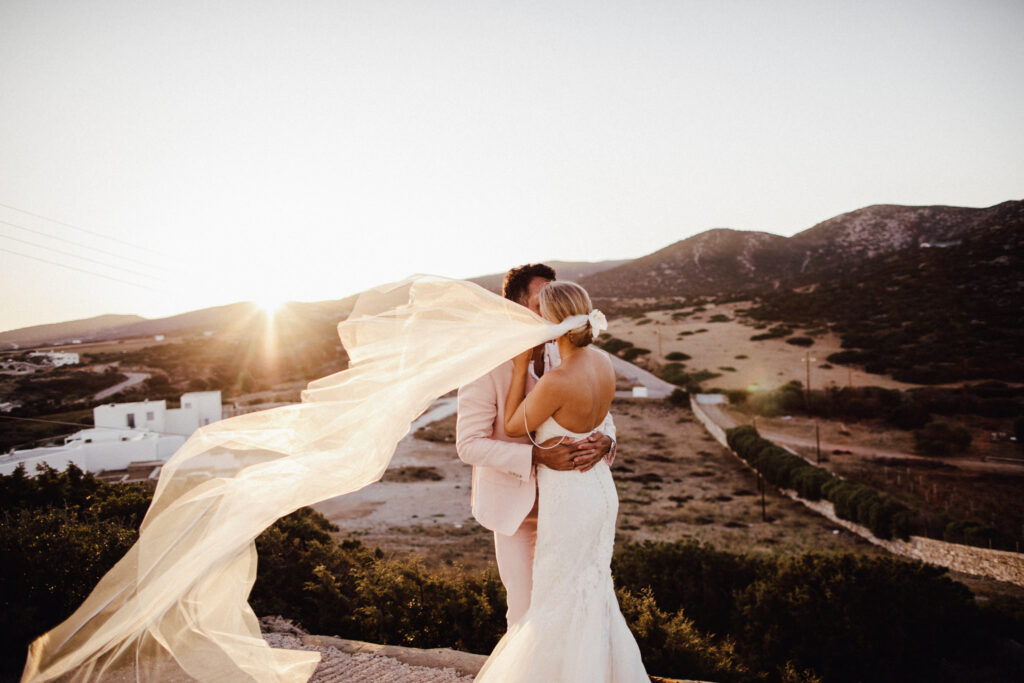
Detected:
[539,281,595,347]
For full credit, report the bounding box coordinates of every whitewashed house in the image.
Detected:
[93,391,222,434]
[0,391,224,478]
[28,351,79,366]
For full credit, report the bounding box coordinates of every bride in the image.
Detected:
[475,281,648,682]
[21,275,645,682]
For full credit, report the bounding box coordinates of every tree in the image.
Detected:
[913,421,971,456]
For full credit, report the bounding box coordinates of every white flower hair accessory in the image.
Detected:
[588,309,608,335]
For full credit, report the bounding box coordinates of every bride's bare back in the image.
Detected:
[543,345,615,433]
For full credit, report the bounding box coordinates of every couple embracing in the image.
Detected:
[21,268,646,683]
[458,264,648,681]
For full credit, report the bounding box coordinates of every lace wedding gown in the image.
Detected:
[475,417,648,682]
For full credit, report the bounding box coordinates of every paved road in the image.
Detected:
[607,354,677,398]
[700,403,1024,475]
[95,372,150,401]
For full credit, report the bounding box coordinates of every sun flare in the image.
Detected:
[253,296,286,316]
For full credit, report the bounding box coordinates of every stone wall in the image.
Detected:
[690,397,1024,587]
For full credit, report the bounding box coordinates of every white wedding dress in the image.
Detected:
[475,417,648,683]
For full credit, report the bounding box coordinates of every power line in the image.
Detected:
[0,414,99,430]
[0,201,165,257]
[0,246,162,292]
[0,414,189,448]
[0,217,168,272]
[0,232,164,282]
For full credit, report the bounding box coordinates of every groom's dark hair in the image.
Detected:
[503,263,557,304]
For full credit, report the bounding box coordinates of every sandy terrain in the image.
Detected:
[608,301,922,392]
[313,397,882,571]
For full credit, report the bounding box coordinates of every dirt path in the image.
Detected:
[700,403,1024,475]
[94,372,149,401]
[609,354,677,398]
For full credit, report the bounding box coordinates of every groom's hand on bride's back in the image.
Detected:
[570,433,611,473]
[531,438,580,471]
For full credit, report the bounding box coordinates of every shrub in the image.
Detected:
[599,337,634,355]
[613,539,1013,683]
[617,588,750,682]
[665,351,691,361]
[785,336,814,347]
[668,388,690,407]
[913,422,971,456]
[943,521,1017,552]
[251,511,506,654]
[733,554,978,683]
[621,347,651,361]
[659,363,689,386]
[726,428,915,540]
[750,325,793,341]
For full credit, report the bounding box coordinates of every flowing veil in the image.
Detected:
[22,275,589,682]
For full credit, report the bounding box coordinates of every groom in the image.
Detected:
[456,263,616,625]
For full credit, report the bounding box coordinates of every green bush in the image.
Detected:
[613,539,1016,683]
[8,466,1023,683]
[0,465,150,674]
[617,588,750,682]
[913,422,971,456]
[251,510,506,654]
[785,336,814,347]
[732,554,978,683]
[750,325,793,341]
[726,427,915,540]
[659,363,689,386]
[943,521,1017,551]
[621,347,651,361]
[599,337,634,355]
[665,351,691,361]
[668,388,690,407]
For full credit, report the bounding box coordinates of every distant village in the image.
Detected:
[0,382,224,484]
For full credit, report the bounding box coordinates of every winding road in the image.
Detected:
[94,372,150,401]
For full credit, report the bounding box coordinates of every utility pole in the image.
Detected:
[815,421,821,463]
[804,350,812,410]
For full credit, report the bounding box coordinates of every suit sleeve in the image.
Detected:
[456,372,534,482]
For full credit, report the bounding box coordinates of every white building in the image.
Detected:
[93,391,222,434]
[0,391,224,478]
[28,351,79,366]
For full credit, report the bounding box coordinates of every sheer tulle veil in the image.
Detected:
[22,275,590,682]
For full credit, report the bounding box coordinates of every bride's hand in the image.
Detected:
[512,348,532,367]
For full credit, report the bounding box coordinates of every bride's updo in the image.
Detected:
[539,281,596,347]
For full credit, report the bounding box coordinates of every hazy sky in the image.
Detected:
[1,0,1021,333]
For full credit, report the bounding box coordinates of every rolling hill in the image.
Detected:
[580,200,1024,298]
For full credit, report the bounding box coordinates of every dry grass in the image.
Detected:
[609,301,922,392]
[316,397,883,572]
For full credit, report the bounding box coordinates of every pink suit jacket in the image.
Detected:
[456,357,616,537]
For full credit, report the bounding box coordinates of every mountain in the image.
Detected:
[468,259,629,294]
[0,314,145,349]
[0,297,358,349]
[580,200,1024,299]
[5,200,1019,351]
[468,259,626,294]
[580,229,795,298]
[749,213,1024,383]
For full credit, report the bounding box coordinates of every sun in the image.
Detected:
[253,296,286,316]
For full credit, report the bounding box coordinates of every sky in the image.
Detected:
[1,0,1022,333]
